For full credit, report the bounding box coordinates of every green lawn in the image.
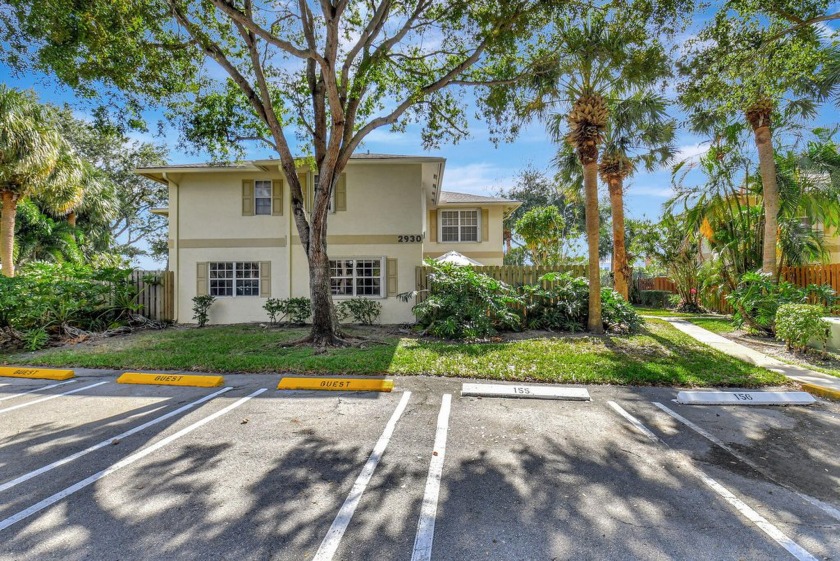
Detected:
[1,320,785,387]
[686,317,737,335]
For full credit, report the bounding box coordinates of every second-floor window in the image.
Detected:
[440,209,479,242]
[209,262,260,296]
[255,180,272,215]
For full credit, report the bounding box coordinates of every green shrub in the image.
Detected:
[519,272,588,331]
[0,263,136,340]
[775,304,830,352]
[600,289,643,333]
[20,327,50,351]
[637,290,672,308]
[728,272,836,334]
[192,295,216,327]
[337,298,382,325]
[412,261,522,339]
[262,297,311,325]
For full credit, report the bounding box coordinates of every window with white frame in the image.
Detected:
[209,262,260,297]
[440,209,479,242]
[254,180,272,215]
[330,258,383,297]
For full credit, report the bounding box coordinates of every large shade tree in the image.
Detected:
[2,1,696,343]
[1,0,585,346]
[530,13,670,332]
[677,1,833,278]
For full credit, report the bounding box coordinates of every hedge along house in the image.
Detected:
[138,154,521,325]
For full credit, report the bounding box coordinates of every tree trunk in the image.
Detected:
[753,124,779,278]
[305,170,343,346]
[606,175,629,300]
[583,161,603,333]
[67,211,77,228]
[746,101,779,278]
[1,191,18,277]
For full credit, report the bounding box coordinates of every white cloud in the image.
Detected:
[631,184,675,198]
[674,142,709,162]
[443,162,516,195]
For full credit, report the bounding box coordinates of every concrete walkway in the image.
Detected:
[664,318,840,399]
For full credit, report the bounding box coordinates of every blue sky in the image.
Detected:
[1,7,838,269]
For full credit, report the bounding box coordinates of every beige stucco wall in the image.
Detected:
[824,226,840,263]
[169,163,432,324]
[424,205,506,266]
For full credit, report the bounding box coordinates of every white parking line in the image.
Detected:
[608,401,818,561]
[312,391,412,561]
[0,381,108,416]
[0,387,233,494]
[411,393,452,561]
[607,401,660,443]
[0,380,77,402]
[653,401,840,523]
[0,388,266,532]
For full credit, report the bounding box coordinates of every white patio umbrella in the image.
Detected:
[434,251,483,266]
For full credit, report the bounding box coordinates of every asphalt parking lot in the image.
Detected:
[0,372,838,561]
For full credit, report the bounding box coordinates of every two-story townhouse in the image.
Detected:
[138,153,520,324]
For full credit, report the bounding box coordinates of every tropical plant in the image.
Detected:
[534,13,670,332]
[191,295,215,328]
[336,298,382,326]
[514,206,568,266]
[0,262,137,346]
[775,303,830,353]
[727,271,836,335]
[0,86,61,276]
[677,3,832,277]
[632,213,703,310]
[519,272,590,331]
[412,261,522,340]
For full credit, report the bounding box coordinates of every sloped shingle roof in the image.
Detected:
[438,191,519,205]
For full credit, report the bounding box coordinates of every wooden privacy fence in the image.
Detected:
[129,270,175,321]
[636,276,676,292]
[781,263,840,295]
[635,263,840,315]
[414,264,587,303]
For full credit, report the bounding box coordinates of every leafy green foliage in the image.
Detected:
[637,290,672,309]
[728,272,837,334]
[519,272,589,331]
[413,262,522,340]
[263,298,311,325]
[775,303,830,352]
[414,264,641,339]
[601,289,643,334]
[514,206,568,266]
[336,298,382,326]
[0,263,137,345]
[20,327,49,351]
[191,295,215,328]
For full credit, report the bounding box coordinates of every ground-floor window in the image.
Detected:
[209,262,260,296]
[330,258,383,297]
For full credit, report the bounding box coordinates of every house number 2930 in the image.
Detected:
[398,235,423,243]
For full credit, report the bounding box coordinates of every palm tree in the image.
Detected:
[0,87,61,276]
[598,93,676,299]
[538,15,668,331]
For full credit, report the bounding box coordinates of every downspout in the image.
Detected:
[163,172,179,322]
[288,167,293,298]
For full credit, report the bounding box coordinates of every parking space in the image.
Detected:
[0,373,837,561]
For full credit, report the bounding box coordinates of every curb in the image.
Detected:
[117,373,225,388]
[0,367,75,381]
[799,382,840,401]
